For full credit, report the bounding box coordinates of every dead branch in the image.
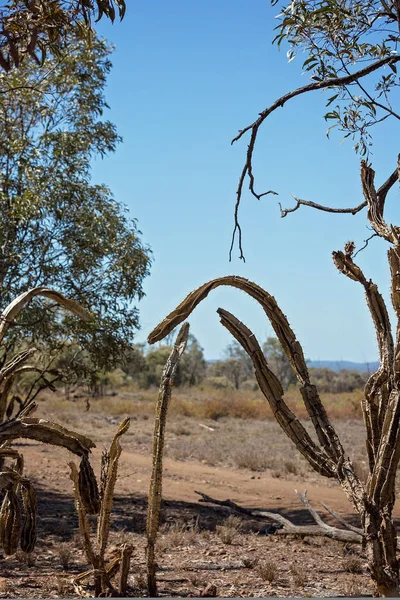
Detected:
[361,161,394,242]
[280,196,367,218]
[322,503,363,535]
[195,490,363,544]
[353,233,379,257]
[279,161,398,222]
[229,56,400,259]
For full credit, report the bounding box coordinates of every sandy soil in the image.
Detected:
[0,397,390,598]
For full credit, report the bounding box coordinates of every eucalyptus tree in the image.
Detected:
[0,34,151,403]
[0,1,126,72]
[148,0,400,596]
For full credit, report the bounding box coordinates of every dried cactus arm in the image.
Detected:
[389,246,400,382]
[0,418,95,456]
[0,350,38,423]
[68,462,96,566]
[148,276,345,468]
[0,349,37,382]
[217,309,336,474]
[119,544,133,597]
[0,287,91,343]
[97,417,130,560]
[147,323,189,597]
[0,471,19,490]
[218,308,366,510]
[20,479,37,554]
[333,250,394,467]
[0,448,24,474]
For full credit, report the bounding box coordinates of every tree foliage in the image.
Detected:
[126,334,206,389]
[263,337,297,390]
[0,34,151,387]
[273,0,400,154]
[0,0,126,72]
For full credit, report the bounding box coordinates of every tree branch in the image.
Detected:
[279,161,398,220]
[279,196,367,218]
[195,490,363,544]
[229,55,400,259]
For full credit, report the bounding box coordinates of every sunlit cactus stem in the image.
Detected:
[146,322,189,597]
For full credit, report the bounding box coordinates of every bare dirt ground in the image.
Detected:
[0,389,391,597]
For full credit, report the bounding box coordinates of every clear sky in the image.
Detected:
[91,0,400,362]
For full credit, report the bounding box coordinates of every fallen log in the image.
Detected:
[195,489,363,544]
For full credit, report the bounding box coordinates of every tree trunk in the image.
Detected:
[363,504,400,596]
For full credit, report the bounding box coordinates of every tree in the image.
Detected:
[208,357,247,390]
[207,341,254,389]
[147,1,400,594]
[134,334,206,389]
[177,334,206,386]
[0,1,126,72]
[225,341,253,378]
[263,337,297,391]
[0,33,151,402]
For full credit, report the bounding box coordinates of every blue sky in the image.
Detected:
[91,0,400,362]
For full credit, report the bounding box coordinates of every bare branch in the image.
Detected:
[353,233,379,257]
[279,162,398,220]
[322,503,363,535]
[195,490,363,544]
[229,54,400,258]
[280,196,367,218]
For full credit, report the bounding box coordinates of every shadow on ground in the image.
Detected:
[34,486,365,542]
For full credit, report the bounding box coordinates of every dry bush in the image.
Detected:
[271,469,282,478]
[257,560,279,582]
[15,549,36,567]
[216,515,242,544]
[134,573,148,591]
[233,445,272,471]
[342,556,364,574]
[284,460,298,475]
[159,522,200,548]
[58,542,72,570]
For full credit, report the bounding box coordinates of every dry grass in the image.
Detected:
[342,556,364,574]
[58,542,73,570]
[158,521,200,550]
[257,560,279,582]
[43,385,364,422]
[215,515,242,545]
[39,386,368,486]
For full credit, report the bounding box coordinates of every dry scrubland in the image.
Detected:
[0,385,380,597]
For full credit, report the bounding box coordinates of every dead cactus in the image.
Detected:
[69,417,132,597]
[146,323,189,597]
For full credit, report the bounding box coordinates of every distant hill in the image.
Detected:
[307,360,379,373]
[208,358,379,373]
